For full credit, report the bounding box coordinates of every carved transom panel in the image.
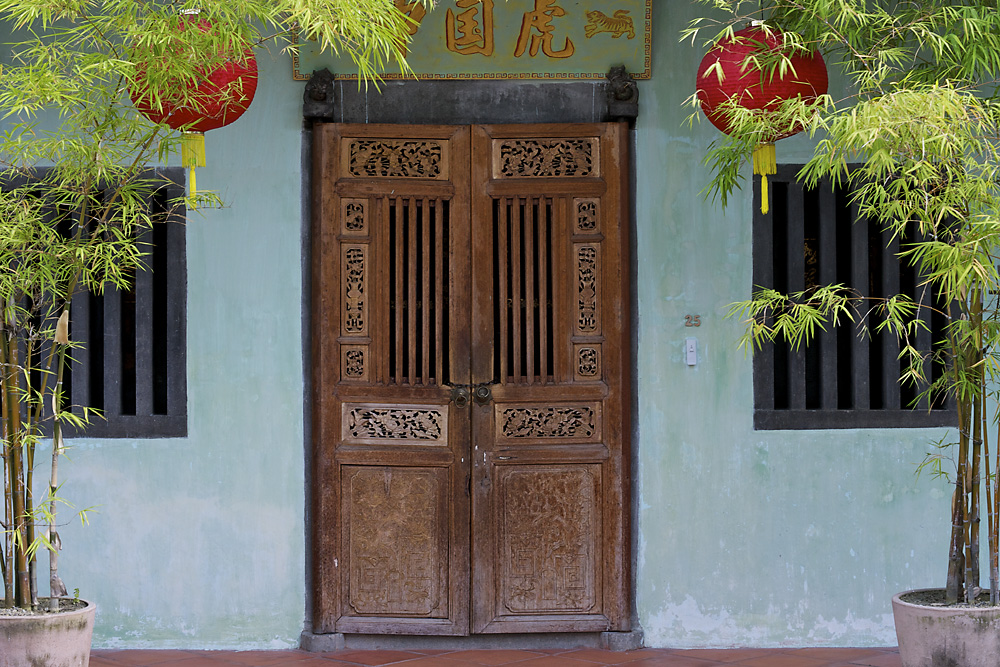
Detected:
[574,198,600,234]
[495,138,598,178]
[500,466,599,613]
[343,404,448,445]
[342,199,368,234]
[343,245,367,335]
[346,467,445,617]
[499,405,597,440]
[347,139,445,179]
[576,245,600,335]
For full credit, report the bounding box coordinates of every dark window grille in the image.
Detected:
[752,165,954,430]
[2,168,187,438]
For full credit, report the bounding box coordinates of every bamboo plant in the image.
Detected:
[0,0,433,612]
[686,0,1000,604]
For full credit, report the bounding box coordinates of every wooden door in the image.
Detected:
[312,123,630,636]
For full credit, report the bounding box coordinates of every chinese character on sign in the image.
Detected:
[446,0,495,56]
[514,0,575,59]
[396,1,428,55]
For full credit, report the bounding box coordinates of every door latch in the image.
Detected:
[473,383,492,406]
[450,385,471,408]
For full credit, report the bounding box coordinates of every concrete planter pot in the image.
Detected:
[0,599,95,667]
[893,589,1000,667]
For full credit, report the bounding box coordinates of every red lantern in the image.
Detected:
[696,26,828,213]
[131,14,258,201]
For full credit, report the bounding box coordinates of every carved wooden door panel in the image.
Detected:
[312,123,630,636]
[469,124,630,633]
[312,124,473,636]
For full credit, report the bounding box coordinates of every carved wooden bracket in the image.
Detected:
[303,68,336,121]
[605,65,639,121]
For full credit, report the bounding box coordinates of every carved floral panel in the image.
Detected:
[499,466,600,614]
[347,139,446,179]
[346,466,446,617]
[574,198,600,234]
[343,245,368,335]
[576,244,600,335]
[575,345,601,380]
[342,198,369,235]
[494,138,598,178]
[342,345,368,382]
[343,404,448,445]
[498,404,599,441]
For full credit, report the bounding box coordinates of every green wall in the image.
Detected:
[10,0,959,650]
[632,0,953,647]
[55,49,309,648]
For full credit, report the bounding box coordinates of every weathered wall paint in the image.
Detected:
[51,49,308,649]
[3,0,964,650]
[633,0,953,647]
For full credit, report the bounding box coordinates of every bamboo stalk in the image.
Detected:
[1,329,12,608]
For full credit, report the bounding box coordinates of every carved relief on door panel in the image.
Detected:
[498,465,602,614]
[342,403,449,446]
[345,139,450,180]
[345,466,450,617]
[492,138,600,178]
[494,403,602,444]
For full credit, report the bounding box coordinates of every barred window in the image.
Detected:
[7,168,187,438]
[752,165,953,430]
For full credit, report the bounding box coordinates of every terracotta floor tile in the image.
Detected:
[90,658,129,667]
[844,654,901,667]
[500,657,602,667]
[328,650,427,665]
[557,649,651,664]
[785,649,887,662]
[667,650,778,664]
[436,649,547,665]
[218,651,315,665]
[732,655,830,667]
[624,654,722,667]
[93,650,208,665]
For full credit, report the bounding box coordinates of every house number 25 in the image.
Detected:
[684,315,701,327]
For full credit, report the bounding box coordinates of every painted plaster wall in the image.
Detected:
[52,49,309,648]
[633,0,954,648]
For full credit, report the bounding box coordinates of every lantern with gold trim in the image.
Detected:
[696,25,828,214]
[131,14,258,204]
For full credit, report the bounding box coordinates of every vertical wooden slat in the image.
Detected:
[851,206,871,409]
[422,198,431,385]
[882,228,901,409]
[913,263,933,411]
[817,184,838,410]
[524,197,536,384]
[376,197,389,385]
[510,197,522,383]
[164,181,186,422]
[538,197,549,385]
[786,181,807,409]
[498,198,509,383]
[752,177,775,413]
[555,196,570,383]
[394,196,404,385]
[71,287,91,416]
[408,197,418,384]
[435,199,444,385]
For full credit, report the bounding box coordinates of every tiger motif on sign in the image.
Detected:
[584,9,635,40]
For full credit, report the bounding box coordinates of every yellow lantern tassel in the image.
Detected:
[752,142,777,215]
[180,132,206,208]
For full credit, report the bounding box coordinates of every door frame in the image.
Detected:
[303,82,638,644]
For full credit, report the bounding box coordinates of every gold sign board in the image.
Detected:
[292,0,651,81]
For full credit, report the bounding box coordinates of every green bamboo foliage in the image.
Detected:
[692,0,1000,605]
[0,0,433,612]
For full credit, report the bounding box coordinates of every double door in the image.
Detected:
[311,123,630,635]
